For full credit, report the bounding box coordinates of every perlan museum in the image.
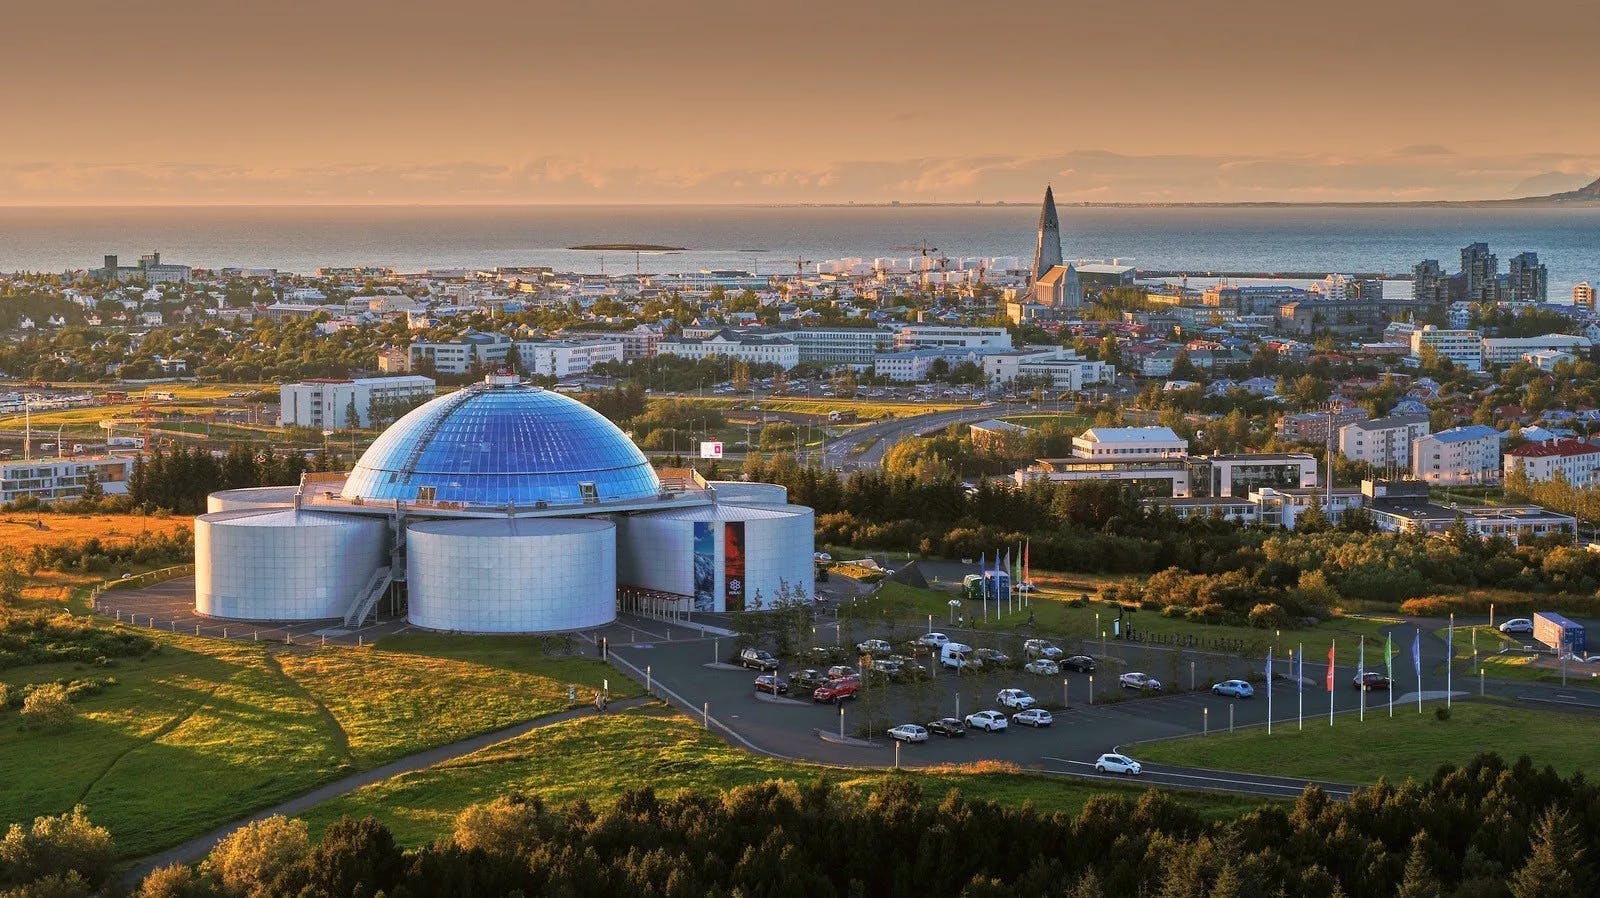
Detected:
[195,374,815,633]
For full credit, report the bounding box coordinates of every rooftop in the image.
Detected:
[1506,439,1600,458]
[1427,425,1501,444]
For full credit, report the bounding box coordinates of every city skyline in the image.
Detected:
[2,0,1598,205]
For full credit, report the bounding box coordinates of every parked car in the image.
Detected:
[1119,672,1162,691]
[1060,655,1097,673]
[739,649,780,672]
[972,648,1012,667]
[916,632,950,648]
[964,710,1009,732]
[753,675,789,695]
[1095,753,1142,775]
[1023,639,1064,660]
[1352,671,1393,691]
[996,688,1036,710]
[826,665,858,680]
[1013,708,1054,728]
[927,717,967,738]
[790,669,829,691]
[888,724,929,743]
[856,638,892,655]
[813,677,860,703]
[1499,618,1534,634]
[813,552,833,562]
[1024,659,1061,676]
[1211,679,1255,698]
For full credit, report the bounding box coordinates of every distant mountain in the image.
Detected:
[1540,175,1600,202]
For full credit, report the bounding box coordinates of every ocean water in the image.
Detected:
[0,204,1596,295]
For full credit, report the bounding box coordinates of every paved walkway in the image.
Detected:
[121,696,651,887]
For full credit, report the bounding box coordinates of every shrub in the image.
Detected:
[1247,603,1290,630]
[135,864,211,898]
[21,684,73,731]
[201,815,308,897]
[0,682,12,712]
[1400,592,1600,617]
[0,805,114,889]
[1435,706,1452,722]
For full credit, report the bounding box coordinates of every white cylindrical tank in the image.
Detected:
[196,508,386,620]
[707,481,788,505]
[406,517,616,633]
[206,486,301,513]
[617,501,814,612]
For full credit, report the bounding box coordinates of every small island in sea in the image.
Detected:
[567,242,687,251]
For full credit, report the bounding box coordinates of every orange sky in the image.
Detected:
[3,0,1596,204]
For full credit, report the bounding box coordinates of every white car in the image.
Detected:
[1499,618,1534,634]
[888,724,928,743]
[1013,708,1054,728]
[997,688,1036,710]
[814,552,833,562]
[1024,659,1061,676]
[1119,672,1162,692]
[917,632,950,648]
[856,639,892,655]
[965,710,1009,732]
[1095,753,1142,775]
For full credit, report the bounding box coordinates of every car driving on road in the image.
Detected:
[1095,753,1142,775]
[1012,708,1054,728]
[927,717,967,738]
[1211,679,1254,698]
[1119,672,1162,692]
[1352,671,1393,691]
[888,724,928,743]
[997,688,1036,710]
[965,710,1009,732]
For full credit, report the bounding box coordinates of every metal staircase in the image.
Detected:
[342,566,393,628]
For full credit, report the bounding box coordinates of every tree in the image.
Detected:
[305,816,401,898]
[1510,809,1587,898]
[344,396,361,430]
[502,343,523,375]
[135,864,212,898]
[731,361,752,393]
[1397,833,1442,898]
[831,367,858,398]
[201,815,309,898]
[0,806,114,892]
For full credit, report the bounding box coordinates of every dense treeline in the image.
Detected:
[5,753,1593,897]
[742,457,1600,613]
[127,444,346,515]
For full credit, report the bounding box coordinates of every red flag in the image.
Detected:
[1023,539,1030,585]
[1325,640,1336,692]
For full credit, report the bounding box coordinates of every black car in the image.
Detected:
[790,668,830,691]
[1352,671,1392,691]
[927,717,967,738]
[1060,655,1097,673]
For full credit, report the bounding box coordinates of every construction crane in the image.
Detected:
[892,240,940,291]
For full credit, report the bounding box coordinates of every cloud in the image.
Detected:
[3,150,1599,204]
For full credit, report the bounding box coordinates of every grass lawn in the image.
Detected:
[0,628,625,858]
[1134,700,1600,784]
[300,704,1265,847]
[0,513,193,609]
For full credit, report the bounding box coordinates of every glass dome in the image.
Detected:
[340,375,660,507]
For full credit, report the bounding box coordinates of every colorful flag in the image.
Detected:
[1011,543,1022,585]
[978,552,986,596]
[1411,629,1422,678]
[1295,647,1303,691]
[1265,647,1273,682]
[1023,539,1030,585]
[1325,641,1336,691]
[1384,633,1394,678]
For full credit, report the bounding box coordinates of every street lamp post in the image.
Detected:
[1088,675,1094,705]
[838,705,845,740]
[1062,678,1069,708]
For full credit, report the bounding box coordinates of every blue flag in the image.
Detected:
[1411,629,1422,678]
[1265,647,1273,683]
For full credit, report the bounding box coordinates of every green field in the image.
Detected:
[1134,701,1600,783]
[301,703,1265,847]
[0,628,622,858]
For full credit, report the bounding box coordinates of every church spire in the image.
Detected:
[1030,185,1063,283]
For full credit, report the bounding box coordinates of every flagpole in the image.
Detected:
[1446,614,1454,709]
[1415,628,1423,714]
[1265,648,1272,735]
[1328,638,1335,726]
[1296,644,1303,730]
[1359,635,1365,722]
[1387,632,1394,718]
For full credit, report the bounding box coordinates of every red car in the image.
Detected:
[813,677,860,703]
[754,675,789,695]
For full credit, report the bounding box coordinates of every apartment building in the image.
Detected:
[1411,425,1501,485]
[1277,406,1371,444]
[894,325,1013,351]
[1481,334,1591,366]
[1409,326,1484,371]
[1339,414,1431,469]
[1504,439,1600,486]
[0,456,135,503]
[657,330,799,369]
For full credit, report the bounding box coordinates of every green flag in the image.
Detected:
[1384,632,1393,678]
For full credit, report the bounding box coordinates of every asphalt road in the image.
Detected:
[823,403,1072,470]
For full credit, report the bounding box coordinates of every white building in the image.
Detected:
[1481,334,1591,367]
[279,376,438,429]
[1411,425,1501,485]
[1504,438,1600,486]
[1409,326,1483,371]
[1523,349,1576,371]
[0,456,135,503]
[1339,414,1431,469]
[782,327,895,366]
[657,330,799,369]
[980,348,1114,391]
[872,348,979,382]
[894,325,1013,351]
[513,339,624,378]
[1072,426,1187,460]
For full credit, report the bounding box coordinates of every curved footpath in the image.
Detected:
[120,696,650,887]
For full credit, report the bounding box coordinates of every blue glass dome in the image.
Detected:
[340,376,660,507]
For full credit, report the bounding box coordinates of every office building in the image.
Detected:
[1481,334,1591,366]
[1195,453,1318,498]
[1362,480,1574,545]
[1410,326,1484,370]
[1462,242,1498,302]
[783,328,894,366]
[279,376,438,430]
[657,330,799,369]
[1411,425,1501,485]
[895,325,1012,351]
[1505,252,1548,303]
[1574,282,1595,309]
[1015,426,1190,496]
